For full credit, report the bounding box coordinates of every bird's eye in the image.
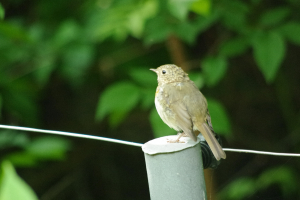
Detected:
[162,70,166,74]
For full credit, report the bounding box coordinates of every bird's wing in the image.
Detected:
[172,102,197,141]
[164,83,197,141]
[206,110,215,134]
[179,81,226,160]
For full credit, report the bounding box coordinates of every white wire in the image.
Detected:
[1,124,300,157]
[223,148,300,157]
[0,124,143,147]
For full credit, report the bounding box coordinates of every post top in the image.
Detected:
[142,135,200,155]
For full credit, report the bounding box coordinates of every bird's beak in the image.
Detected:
[150,68,158,73]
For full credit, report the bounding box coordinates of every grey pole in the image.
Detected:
[142,135,207,200]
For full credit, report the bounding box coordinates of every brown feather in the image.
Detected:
[169,101,196,141]
[195,122,226,160]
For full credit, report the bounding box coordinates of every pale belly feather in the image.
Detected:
[155,88,180,131]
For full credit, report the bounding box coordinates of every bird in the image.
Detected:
[150,64,226,160]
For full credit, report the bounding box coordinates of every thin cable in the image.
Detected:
[223,148,300,157]
[1,124,300,157]
[0,124,143,147]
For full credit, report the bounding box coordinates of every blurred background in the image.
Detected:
[1,0,300,199]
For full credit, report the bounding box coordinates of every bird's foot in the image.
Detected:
[167,133,185,143]
[180,132,189,137]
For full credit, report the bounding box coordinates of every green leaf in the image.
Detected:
[278,21,300,45]
[52,20,79,48]
[144,16,173,45]
[5,81,39,126]
[202,56,228,86]
[0,161,38,200]
[219,37,249,57]
[194,11,219,33]
[190,0,211,16]
[26,136,71,160]
[144,9,218,45]
[127,0,158,38]
[61,43,94,86]
[219,1,249,32]
[129,68,157,87]
[6,153,38,167]
[175,21,200,44]
[127,13,146,38]
[34,55,55,86]
[259,8,290,27]
[129,67,157,110]
[0,3,4,20]
[0,94,2,118]
[150,108,175,138]
[252,31,285,83]
[168,0,197,20]
[257,166,297,196]
[0,130,29,149]
[87,6,129,42]
[218,177,256,200]
[207,99,231,135]
[188,72,204,88]
[96,82,140,127]
[0,22,30,42]
[88,0,157,42]
[141,88,155,110]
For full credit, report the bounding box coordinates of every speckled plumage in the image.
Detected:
[151,64,226,160]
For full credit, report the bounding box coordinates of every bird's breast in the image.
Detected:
[154,86,179,131]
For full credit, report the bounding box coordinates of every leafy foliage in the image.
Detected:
[0,131,71,167]
[252,31,286,83]
[218,177,256,200]
[190,0,211,16]
[202,56,228,86]
[1,0,300,199]
[219,166,297,200]
[219,36,249,57]
[278,21,300,45]
[0,161,38,200]
[207,98,231,135]
[0,3,4,20]
[96,81,140,127]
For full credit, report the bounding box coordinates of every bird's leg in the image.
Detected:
[174,133,183,142]
[180,132,189,137]
[167,132,185,143]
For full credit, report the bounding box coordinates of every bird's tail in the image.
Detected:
[196,122,226,160]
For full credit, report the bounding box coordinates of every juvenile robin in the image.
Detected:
[150,64,226,160]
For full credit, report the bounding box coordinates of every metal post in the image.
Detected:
[142,135,207,200]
